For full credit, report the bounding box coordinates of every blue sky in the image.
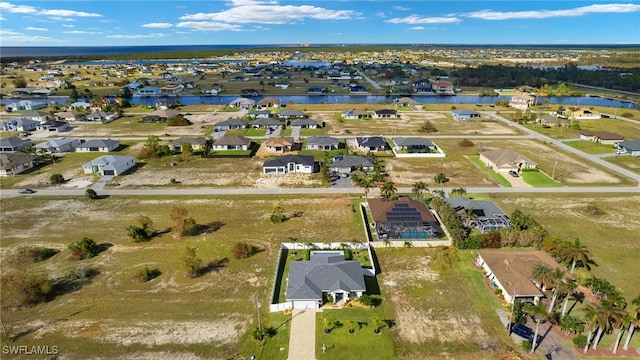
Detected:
[1,0,639,46]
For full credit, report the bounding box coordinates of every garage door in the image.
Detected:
[103,170,115,176]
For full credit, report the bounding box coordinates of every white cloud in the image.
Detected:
[0,29,53,42]
[376,11,386,18]
[393,6,410,11]
[467,3,640,20]
[176,21,242,31]
[25,26,48,31]
[62,24,74,28]
[106,33,167,39]
[0,2,37,14]
[142,23,174,28]
[40,9,101,17]
[387,15,461,24]
[0,2,101,19]
[63,30,102,35]
[410,26,424,30]
[179,0,359,24]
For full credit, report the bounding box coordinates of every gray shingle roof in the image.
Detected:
[393,137,434,147]
[215,118,248,127]
[307,136,339,146]
[286,254,366,301]
[263,155,314,168]
[328,155,374,168]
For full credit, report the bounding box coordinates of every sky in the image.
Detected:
[1,0,639,47]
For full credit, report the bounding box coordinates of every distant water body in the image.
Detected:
[0,44,295,58]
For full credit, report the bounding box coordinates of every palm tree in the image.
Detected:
[460,208,478,229]
[558,238,592,273]
[288,237,299,255]
[559,315,585,335]
[547,268,566,314]
[589,301,626,351]
[612,313,630,354]
[524,302,547,353]
[411,181,429,199]
[583,303,605,354]
[567,290,586,316]
[560,281,578,316]
[530,263,554,292]
[380,180,397,199]
[357,175,375,199]
[623,295,640,351]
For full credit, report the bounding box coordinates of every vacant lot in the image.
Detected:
[0,194,362,359]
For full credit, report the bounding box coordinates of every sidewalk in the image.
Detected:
[288,308,318,360]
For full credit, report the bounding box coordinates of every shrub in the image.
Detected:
[85,188,98,200]
[583,203,605,216]
[494,288,503,296]
[620,111,633,118]
[68,237,99,260]
[232,242,251,260]
[133,267,160,282]
[359,294,374,307]
[16,247,58,264]
[49,173,65,185]
[419,120,438,133]
[521,340,532,351]
[458,138,474,147]
[572,334,588,348]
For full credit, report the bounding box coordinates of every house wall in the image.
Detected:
[0,161,34,176]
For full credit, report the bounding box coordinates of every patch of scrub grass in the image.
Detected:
[605,154,640,174]
[468,155,511,187]
[520,170,562,187]
[316,308,395,360]
[564,140,618,155]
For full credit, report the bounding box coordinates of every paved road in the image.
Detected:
[353,68,382,90]
[288,309,318,360]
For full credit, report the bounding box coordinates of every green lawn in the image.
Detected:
[564,140,618,155]
[605,154,640,174]
[300,128,327,136]
[316,307,396,360]
[520,170,562,187]
[468,155,512,187]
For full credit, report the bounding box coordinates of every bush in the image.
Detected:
[494,288,503,296]
[68,237,99,260]
[85,188,98,200]
[572,334,588,348]
[232,242,251,260]
[133,267,160,282]
[583,203,605,216]
[16,247,58,264]
[49,173,65,185]
[359,294,374,307]
[419,120,438,133]
[458,138,474,147]
[620,111,633,118]
[521,340,532,351]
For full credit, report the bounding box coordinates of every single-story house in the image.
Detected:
[38,120,72,133]
[1,118,40,132]
[35,138,80,153]
[349,85,368,93]
[394,97,422,109]
[356,136,388,152]
[20,110,50,122]
[328,155,374,173]
[169,137,208,152]
[214,118,249,131]
[0,153,37,176]
[307,86,326,94]
[160,85,182,96]
[263,155,316,174]
[5,100,47,112]
[392,137,437,153]
[286,253,366,309]
[475,250,564,304]
[432,81,454,95]
[253,118,283,129]
[55,111,85,122]
[212,136,252,151]
[290,119,318,129]
[229,97,256,109]
[247,110,272,119]
[616,140,640,156]
[86,111,110,122]
[452,110,481,122]
[479,149,537,173]
[509,94,536,110]
[142,109,181,123]
[136,86,161,97]
[263,136,295,153]
[372,109,399,119]
[277,110,306,120]
[342,110,370,120]
[75,139,120,152]
[306,136,339,151]
[444,197,511,233]
[368,197,440,240]
[537,115,567,127]
[83,155,135,176]
[257,97,282,109]
[569,108,600,120]
[579,131,624,145]
[69,101,91,110]
[0,136,32,152]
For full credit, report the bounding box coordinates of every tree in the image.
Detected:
[524,302,547,353]
[559,315,585,335]
[355,175,375,199]
[434,172,447,185]
[591,301,626,351]
[547,268,566,314]
[460,208,478,229]
[419,120,438,133]
[560,281,578,316]
[531,263,554,292]
[371,316,383,333]
[288,237,299,255]
[170,206,196,238]
[622,295,640,351]
[183,246,201,278]
[270,200,286,223]
[380,180,397,199]
[68,237,99,260]
[232,242,252,259]
[411,181,429,199]
[450,187,467,197]
[49,173,65,185]
[12,75,27,88]
[85,188,98,200]
[559,238,592,273]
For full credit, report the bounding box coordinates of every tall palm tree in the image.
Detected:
[531,263,554,292]
[547,268,566,314]
[524,302,547,353]
[460,208,478,229]
[590,301,626,351]
[612,313,630,354]
[623,295,640,351]
[583,303,605,354]
[567,290,586,316]
[561,281,578,316]
[380,180,397,199]
[559,238,592,273]
[355,175,375,199]
[411,181,429,199]
[559,315,585,336]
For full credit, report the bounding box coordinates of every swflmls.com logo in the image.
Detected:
[2,345,59,355]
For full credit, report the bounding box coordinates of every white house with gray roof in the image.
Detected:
[616,140,640,156]
[444,197,511,233]
[35,138,80,153]
[83,155,135,176]
[328,155,374,173]
[214,118,249,131]
[263,155,316,174]
[0,136,32,152]
[286,253,366,309]
[76,139,120,152]
[306,136,339,151]
[391,137,445,158]
[1,118,40,132]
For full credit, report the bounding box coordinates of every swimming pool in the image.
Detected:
[399,231,429,239]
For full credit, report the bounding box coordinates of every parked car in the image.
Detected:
[18,188,36,194]
[508,170,519,177]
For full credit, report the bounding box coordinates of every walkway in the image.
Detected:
[288,308,318,360]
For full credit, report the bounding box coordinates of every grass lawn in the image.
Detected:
[605,154,640,175]
[316,307,396,360]
[520,170,562,187]
[524,117,640,140]
[300,128,327,136]
[468,155,511,187]
[564,140,618,155]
